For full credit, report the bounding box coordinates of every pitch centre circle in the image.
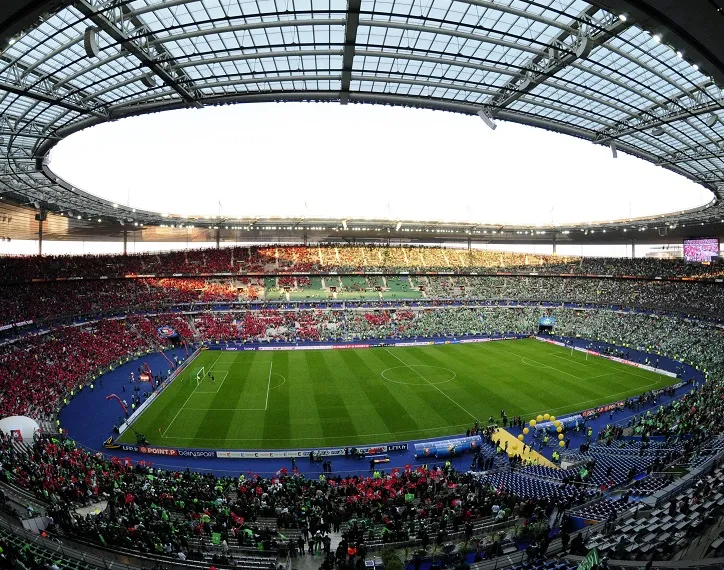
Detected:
[269,372,287,390]
[381,365,456,385]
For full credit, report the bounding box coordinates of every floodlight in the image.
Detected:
[141,73,157,88]
[83,28,100,58]
[477,109,497,131]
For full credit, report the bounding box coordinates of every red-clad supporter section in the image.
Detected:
[0,320,149,418]
[194,312,238,341]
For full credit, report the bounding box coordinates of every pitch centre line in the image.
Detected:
[384,348,477,421]
[264,361,273,410]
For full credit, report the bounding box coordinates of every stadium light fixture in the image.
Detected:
[653,34,661,43]
[618,14,627,21]
[477,109,497,130]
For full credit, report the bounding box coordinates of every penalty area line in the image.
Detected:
[162,381,200,437]
[161,354,224,437]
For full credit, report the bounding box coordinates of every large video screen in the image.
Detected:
[683,238,720,262]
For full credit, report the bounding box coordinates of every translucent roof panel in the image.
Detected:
[0,0,720,225]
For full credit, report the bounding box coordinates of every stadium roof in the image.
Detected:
[0,0,724,242]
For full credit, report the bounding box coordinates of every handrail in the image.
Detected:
[563,554,724,569]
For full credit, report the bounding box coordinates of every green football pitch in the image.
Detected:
[118,338,676,450]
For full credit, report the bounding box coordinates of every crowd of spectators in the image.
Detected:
[0,250,722,567]
[2,371,724,565]
[0,246,721,283]
[0,278,255,328]
[0,320,150,419]
[0,432,580,562]
[425,276,724,317]
[0,301,721,422]
[1,273,721,333]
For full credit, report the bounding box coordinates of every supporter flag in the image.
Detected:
[405,493,415,502]
[157,326,178,339]
[212,532,221,545]
[230,512,244,525]
[577,548,599,570]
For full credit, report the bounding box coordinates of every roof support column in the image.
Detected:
[35,209,45,256]
[631,240,636,259]
[123,228,128,255]
[215,227,221,249]
[340,0,361,104]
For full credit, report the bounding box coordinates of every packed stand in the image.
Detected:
[0,320,150,418]
[0,246,723,283]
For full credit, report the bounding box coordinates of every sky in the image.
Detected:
[49,102,713,226]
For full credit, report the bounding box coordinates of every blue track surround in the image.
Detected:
[57,333,704,478]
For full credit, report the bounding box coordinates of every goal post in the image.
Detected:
[195,366,206,387]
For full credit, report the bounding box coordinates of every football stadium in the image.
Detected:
[0,2,724,570]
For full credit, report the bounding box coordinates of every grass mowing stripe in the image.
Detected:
[286,352,325,443]
[385,347,478,421]
[376,349,471,427]
[337,349,421,435]
[304,351,358,440]
[262,352,291,442]
[194,358,252,442]
[119,339,678,449]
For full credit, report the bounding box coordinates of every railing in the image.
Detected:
[645,448,724,507]
[563,554,724,570]
[0,511,278,570]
